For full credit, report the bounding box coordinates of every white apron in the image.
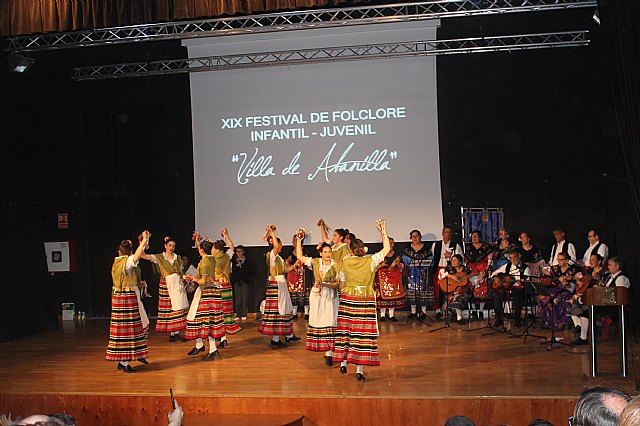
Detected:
[186,286,202,321]
[274,275,293,316]
[166,273,189,311]
[308,286,339,328]
[133,287,150,329]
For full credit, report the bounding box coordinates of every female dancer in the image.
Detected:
[141,236,189,342]
[258,225,299,346]
[464,230,493,319]
[217,229,240,339]
[183,239,225,360]
[402,229,435,319]
[212,232,240,344]
[106,231,150,373]
[334,219,390,381]
[438,254,471,324]
[295,233,340,366]
[317,218,351,264]
[374,237,405,321]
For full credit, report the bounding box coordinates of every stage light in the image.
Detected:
[7,53,35,73]
[592,9,600,25]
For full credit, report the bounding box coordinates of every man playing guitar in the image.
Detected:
[489,251,530,328]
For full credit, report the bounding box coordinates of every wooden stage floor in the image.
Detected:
[0,316,637,425]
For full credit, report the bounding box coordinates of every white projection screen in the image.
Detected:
[184,21,442,246]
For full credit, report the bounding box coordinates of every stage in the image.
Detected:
[0,315,636,425]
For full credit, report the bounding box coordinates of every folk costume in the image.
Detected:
[258,249,294,345]
[150,252,189,339]
[304,257,339,360]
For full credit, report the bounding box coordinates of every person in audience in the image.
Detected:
[528,420,554,426]
[231,245,254,321]
[375,237,405,321]
[571,386,631,426]
[431,226,464,317]
[444,415,476,426]
[402,229,435,319]
[465,231,494,319]
[619,396,640,426]
[581,229,609,266]
[333,219,390,381]
[106,232,150,373]
[549,227,576,266]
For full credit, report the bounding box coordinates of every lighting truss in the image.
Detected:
[73,30,588,81]
[9,0,596,52]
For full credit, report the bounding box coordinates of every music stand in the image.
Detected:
[532,282,571,351]
[430,276,467,333]
[511,279,546,344]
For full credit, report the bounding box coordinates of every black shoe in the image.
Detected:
[203,350,220,361]
[286,335,301,342]
[137,357,149,364]
[389,316,397,322]
[571,338,588,347]
[479,311,484,319]
[117,363,136,373]
[271,339,285,347]
[379,316,386,322]
[219,339,228,349]
[457,319,468,325]
[293,314,299,320]
[176,334,188,342]
[356,373,365,381]
[419,313,427,320]
[187,346,205,356]
[470,311,478,320]
[435,312,442,320]
[169,334,177,342]
[304,314,309,320]
[340,366,347,374]
[407,313,416,319]
[573,326,582,336]
[325,356,333,367]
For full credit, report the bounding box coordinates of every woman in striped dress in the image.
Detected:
[258,225,299,347]
[183,239,225,361]
[334,220,390,381]
[294,235,339,366]
[106,231,151,373]
[142,236,189,342]
[211,233,241,345]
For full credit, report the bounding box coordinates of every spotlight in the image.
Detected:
[7,53,35,73]
[592,9,600,25]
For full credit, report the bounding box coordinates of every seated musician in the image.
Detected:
[492,228,517,270]
[489,251,530,328]
[540,252,579,331]
[604,257,630,288]
[568,253,607,346]
[438,254,471,325]
[465,231,493,319]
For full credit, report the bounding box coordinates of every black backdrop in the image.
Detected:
[1,8,638,340]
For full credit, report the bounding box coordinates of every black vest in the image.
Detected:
[433,240,455,268]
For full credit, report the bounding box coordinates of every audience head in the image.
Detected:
[572,386,631,426]
[528,420,554,426]
[444,415,476,426]
[619,396,640,426]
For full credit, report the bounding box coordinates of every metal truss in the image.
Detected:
[73,30,588,81]
[9,0,596,52]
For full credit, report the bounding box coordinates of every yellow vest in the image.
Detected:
[111,256,141,291]
[154,252,182,277]
[266,251,285,277]
[197,255,216,284]
[340,256,376,297]
[312,258,338,283]
[213,251,231,282]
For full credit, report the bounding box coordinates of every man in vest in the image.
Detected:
[581,229,609,266]
[431,226,463,319]
[490,251,530,328]
[549,227,577,266]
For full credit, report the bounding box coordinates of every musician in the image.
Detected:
[375,237,405,321]
[431,227,463,319]
[549,227,577,266]
[540,252,579,331]
[517,231,545,279]
[581,229,609,266]
[604,257,630,288]
[402,229,435,319]
[465,231,493,319]
[568,253,607,346]
[492,228,517,270]
[490,251,530,328]
[438,254,471,324]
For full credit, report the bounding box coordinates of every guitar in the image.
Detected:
[439,271,468,293]
[490,273,522,292]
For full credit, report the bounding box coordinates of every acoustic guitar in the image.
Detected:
[439,271,468,293]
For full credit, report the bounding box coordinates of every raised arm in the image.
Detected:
[134,230,150,263]
[221,228,234,253]
[377,220,390,258]
[295,235,311,264]
[318,218,330,244]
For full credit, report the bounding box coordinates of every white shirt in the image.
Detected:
[605,271,630,288]
[549,240,577,266]
[338,251,385,282]
[150,252,179,265]
[582,241,609,264]
[431,240,464,268]
[490,262,530,287]
[304,257,335,281]
[116,255,138,274]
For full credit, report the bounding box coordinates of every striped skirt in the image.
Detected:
[106,291,149,361]
[184,287,225,340]
[219,281,241,334]
[155,277,188,333]
[333,294,380,366]
[306,326,334,352]
[258,280,293,336]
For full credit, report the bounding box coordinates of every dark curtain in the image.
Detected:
[0,0,361,37]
